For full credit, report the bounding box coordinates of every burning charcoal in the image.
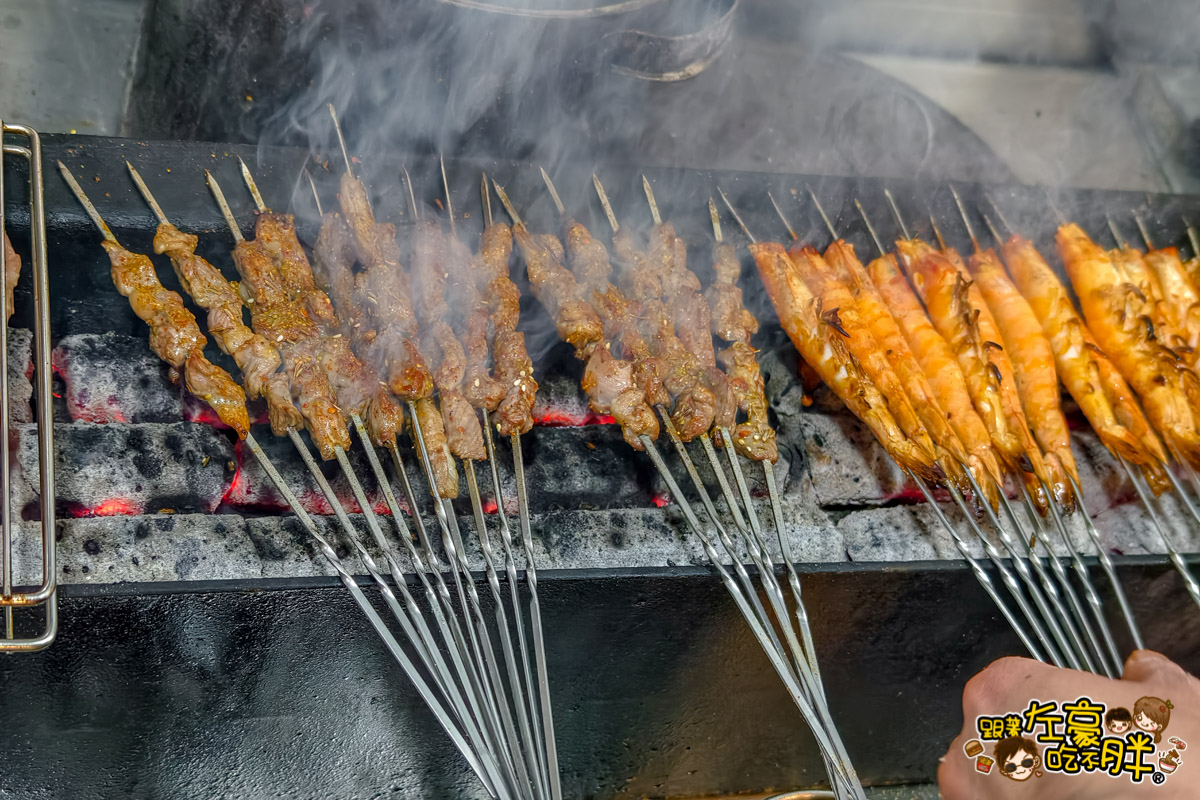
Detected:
[792,413,910,507]
[52,332,184,423]
[12,422,236,519]
[228,430,389,517]
[7,327,31,423]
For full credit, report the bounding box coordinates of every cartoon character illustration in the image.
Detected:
[995,736,1041,782]
[1133,696,1173,743]
[1105,706,1132,734]
[1159,748,1181,774]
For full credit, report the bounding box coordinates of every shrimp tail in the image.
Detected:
[1097,423,1152,466]
[1040,451,1077,515]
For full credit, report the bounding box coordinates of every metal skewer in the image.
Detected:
[392,158,526,793]
[983,195,1145,650]
[843,194,1055,663]
[205,164,518,791]
[481,169,561,800]
[62,160,507,794]
[304,161,533,787]
[882,189,1078,666]
[500,174,861,799]
[946,185,1112,674]
[443,156,554,800]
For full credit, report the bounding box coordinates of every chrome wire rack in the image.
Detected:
[0,121,56,652]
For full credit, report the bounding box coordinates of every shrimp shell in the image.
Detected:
[969,248,1076,511]
[1001,234,1153,470]
[822,240,973,497]
[1144,246,1200,358]
[788,244,938,465]
[897,239,1025,470]
[866,252,1001,508]
[1056,223,1200,468]
[752,242,941,483]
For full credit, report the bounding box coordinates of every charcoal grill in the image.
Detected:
[0,128,1193,797]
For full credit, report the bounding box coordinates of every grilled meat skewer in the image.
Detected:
[59,163,250,438]
[494,182,657,449]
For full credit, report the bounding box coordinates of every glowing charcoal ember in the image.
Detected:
[11,422,235,519]
[65,497,143,518]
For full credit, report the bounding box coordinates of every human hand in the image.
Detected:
[938,650,1200,799]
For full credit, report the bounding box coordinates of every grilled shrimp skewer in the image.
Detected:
[942,189,1118,675]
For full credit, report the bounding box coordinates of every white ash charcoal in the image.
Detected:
[11,422,236,519]
[839,503,985,563]
[229,428,389,516]
[787,412,910,507]
[52,332,184,423]
[7,327,32,422]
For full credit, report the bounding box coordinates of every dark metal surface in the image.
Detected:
[122,0,1011,185]
[0,561,1194,799]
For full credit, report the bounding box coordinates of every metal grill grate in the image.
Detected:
[0,122,56,652]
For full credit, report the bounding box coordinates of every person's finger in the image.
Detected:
[937,739,975,800]
[1122,649,1196,688]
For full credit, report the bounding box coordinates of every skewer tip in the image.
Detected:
[539,166,566,218]
[592,172,619,234]
[883,187,911,240]
[717,187,756,244]
[641,174,662,226]
[767,190,798,242]
[805,184,838,241]
[708,196,723,244]
[492,179,523,228]
[947,184,979,253]
[854,198,887,257]
[401,165,419,222]
[439,153,456,235]
[58,160,119,244]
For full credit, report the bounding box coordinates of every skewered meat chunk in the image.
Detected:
[414,396,459,498]
[592,222,713,440]
[581,346,659,449]
[410,220,485,462]
[513,225,604,355]
[312,212,361,340]
[184,349,252,438]
[493,329,537,435]
[472,221,538,435]
[255,211,338,330]
[101,240,250,437]
[3,233,18,322]
[707,242,758,344]
[440,389,486,461]
[152,222,303,435]
[334,173,433,401]
[720,342,777,462]
[474,223,522,336]
[229,237,348,458]
[105,241,207,369]
[444,234,505,409]
[648,223,738,435]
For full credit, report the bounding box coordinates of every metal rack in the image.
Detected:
[0,121,55,652]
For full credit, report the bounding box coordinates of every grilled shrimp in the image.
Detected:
[897,239,1025,471]
[868,252,1002,509]
[1056,223,1200,468]
[788,244,938,465]
[1000,234,1150,469]
[1144,246,1200,358]
[753,242,942,484]
[821,240,973,496]
[969,248,1077,511]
